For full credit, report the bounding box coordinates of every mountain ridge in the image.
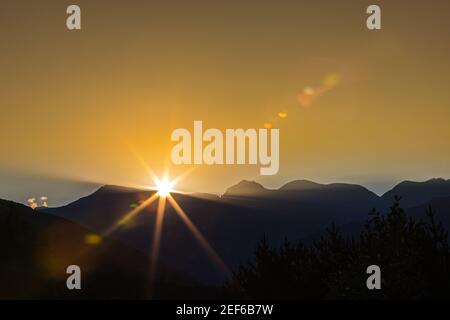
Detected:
[0,198,209,299]
[40,177,450,285]
[222,178,449,198]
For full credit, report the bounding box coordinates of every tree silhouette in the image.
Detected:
[229,197,450,299]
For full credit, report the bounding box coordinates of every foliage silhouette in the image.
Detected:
[229,197,450,299]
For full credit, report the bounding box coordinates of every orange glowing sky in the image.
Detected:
[1,0,450,205]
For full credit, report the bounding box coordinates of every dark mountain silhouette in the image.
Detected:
[43,187,284,285]
[224,178,450,215]
[222,180,380,234]
[379,178,450,209]
[42,178,450,286]
[0,199,216,299]
[222,180,270,197]
[43,180,383,285]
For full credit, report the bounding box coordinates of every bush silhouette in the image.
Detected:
[229,197,450,299]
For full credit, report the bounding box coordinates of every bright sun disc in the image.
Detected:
[157,177,173,197]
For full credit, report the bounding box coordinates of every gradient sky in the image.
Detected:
[1,0,450,205]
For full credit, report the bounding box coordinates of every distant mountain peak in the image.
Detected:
[279,180,323,191]
[380,178,450,209]
[279,180,373,193]
[222,180,269,197]
[384,178,450,194]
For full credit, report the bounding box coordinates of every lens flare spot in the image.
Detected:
[84,233,103,245]
[303,86,315,96]
[298,93,313,107]
[323,73,340,87]
[278,112,287,118]
[264,122,273,129]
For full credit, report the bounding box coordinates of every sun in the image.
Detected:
[106,167,230,297]
[156,177,174,197]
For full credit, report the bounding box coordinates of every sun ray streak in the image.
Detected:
[167,195,231,277]
[171,166,195,186]
[127,143,160,185]
[150,196,166,282]
[104,192,159,236]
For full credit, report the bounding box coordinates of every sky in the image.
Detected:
[1,0,450,206]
